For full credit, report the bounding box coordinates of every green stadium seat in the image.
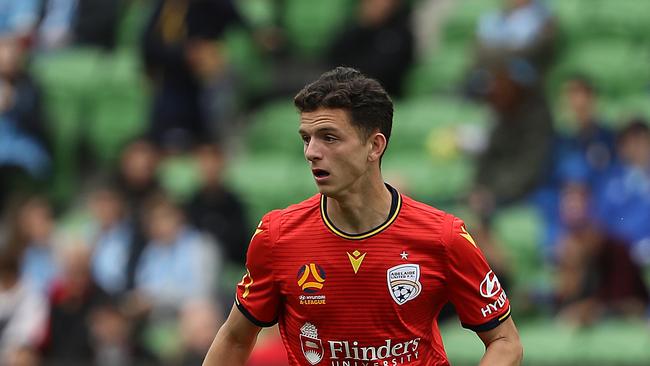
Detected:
[234,0,276,28]
[31,47,149,201]
[441,319,650,365]
[551,40,650,97]
[440,0,500,45]
[382,153,474,202]
[547,0,590,43]
[157,155,202,203]
[391,96,489,154]
[282,0,355,58]
[492,204,545,290]
[403,43,472,96]
[87,50,148,166]
[115,0,155,50]
[31,48,106,201]
[548,0,650,42]
[223,27,273,101]
[141,317,182,361]
[582,0,650,41]
[599,94,650,127]
[245,99,303,158]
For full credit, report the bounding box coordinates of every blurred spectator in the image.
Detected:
[114,138,161,210]
[0,0,41,41]
[411,0,455,58]
[87,184,133,297]
[475,0,556,74]
[35,0,76,50]
[469,58,554,218]
[327,0,414,97]
[555,74,616,184]
[186,143,249,266]
[40,244,115,365]
[0,36,50,208]
[0,245,47,364]
[176,299,222,366]
[134,192,220,311]
[141,0,242,148]
[90,305,135,366]
[554,183,649,327]
[595,119,650,247]
[535,75,616,250]
[37,0,121,51]
[4,195,60,296]
[112,138,160,291]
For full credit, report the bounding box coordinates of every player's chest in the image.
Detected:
[273,238,448,312]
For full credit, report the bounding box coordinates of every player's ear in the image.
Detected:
[367,132,387,163]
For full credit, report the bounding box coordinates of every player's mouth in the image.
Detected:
[312,168,330,183]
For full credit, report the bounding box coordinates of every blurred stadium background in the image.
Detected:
[0,0,649,365]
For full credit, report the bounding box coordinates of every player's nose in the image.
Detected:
[304,140,322,161]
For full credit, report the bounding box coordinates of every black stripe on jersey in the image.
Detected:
[462,307,512,333]
[321,183,401,240]
[235,298,278,328]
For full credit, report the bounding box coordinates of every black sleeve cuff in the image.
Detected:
[235,298,278,328]
[461,307,511,333]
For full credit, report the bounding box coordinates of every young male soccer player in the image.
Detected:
[203,67,523,365]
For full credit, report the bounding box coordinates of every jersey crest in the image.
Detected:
[387,264,422,305]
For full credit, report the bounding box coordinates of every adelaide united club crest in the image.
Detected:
[387,264,422,305]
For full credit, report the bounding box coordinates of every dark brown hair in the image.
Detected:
[294,67,393,146]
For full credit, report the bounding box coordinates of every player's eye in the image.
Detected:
[301,135,310,144]
[324,135,337,142]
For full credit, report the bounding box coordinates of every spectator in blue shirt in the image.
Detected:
[535,75,616,253]
[87,184,134,297]
[134,192,220,311]
[595,119,650,247]
[0,0,40,39]
[3,195,60,296]
[475,0,556,73]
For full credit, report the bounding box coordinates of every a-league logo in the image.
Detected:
[297,263,326,293]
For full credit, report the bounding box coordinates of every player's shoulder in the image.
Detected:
[400,194,455,223]
[269,194,320,220]
[398,194,465,240]
[260,194,321,239]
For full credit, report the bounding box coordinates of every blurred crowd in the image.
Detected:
[0,0,648,365]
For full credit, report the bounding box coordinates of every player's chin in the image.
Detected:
[314,182,335,196]
[314,185,330,195]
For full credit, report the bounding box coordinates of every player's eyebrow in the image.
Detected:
[298,126,340,135]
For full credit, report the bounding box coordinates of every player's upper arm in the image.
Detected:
[235,212,281,327]
[203,304,263,366]
[476,317,520,347]
[443,215,511,332]
[220,303,264,346]
[476,317,523,365]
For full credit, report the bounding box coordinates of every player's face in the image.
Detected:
[299,108,373,198]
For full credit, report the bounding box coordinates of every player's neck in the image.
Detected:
[325,178,392,235]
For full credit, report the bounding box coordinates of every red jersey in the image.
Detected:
[236,185,511,366]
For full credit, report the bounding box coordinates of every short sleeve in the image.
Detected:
[444,216,511,332]
[235,213,280,327]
